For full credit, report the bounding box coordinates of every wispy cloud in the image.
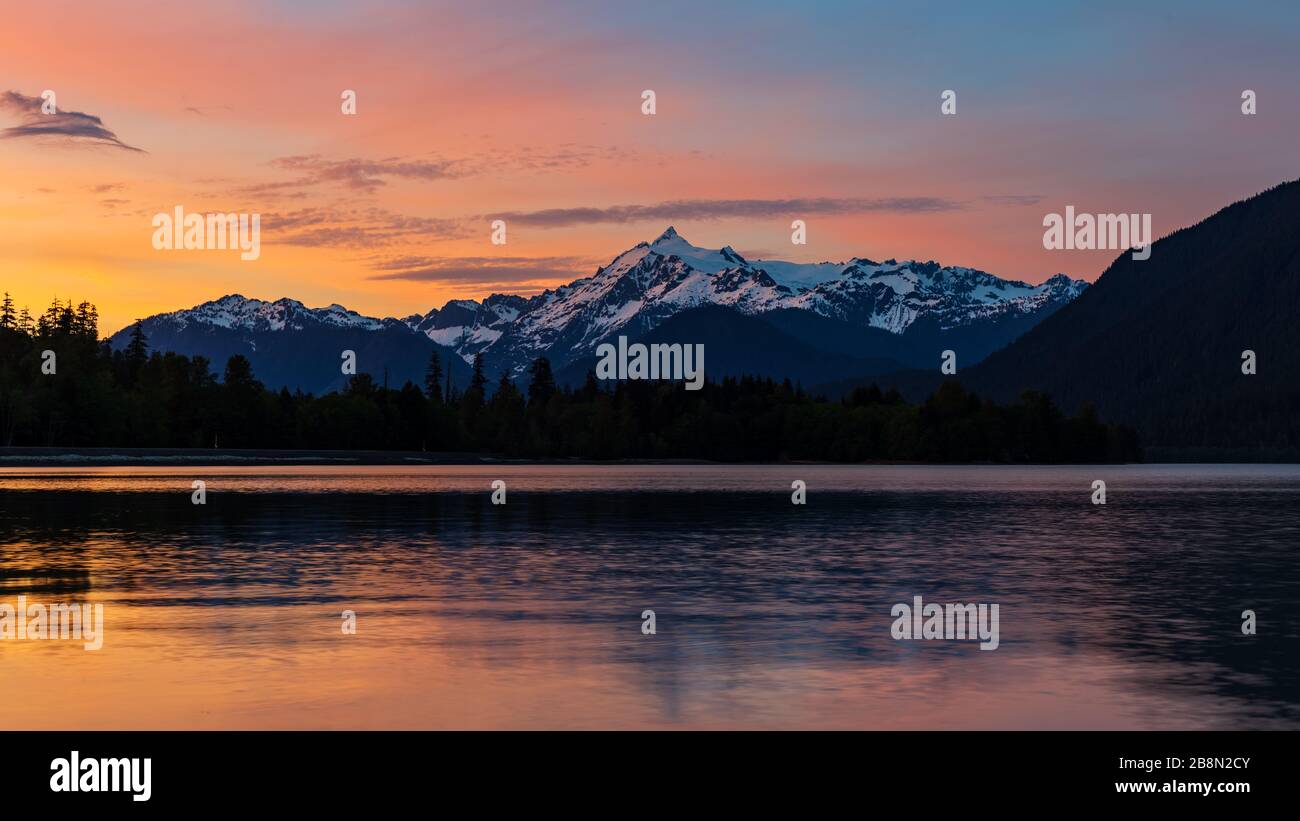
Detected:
[472,143,637,172]
[0,90,143,152]
[265,206,470,249]
[980,194,1045,206]
[183,105,232,116]
[488,197,962,228]
[368,255,595,285]
[262,154,467,194]
[217,145,643,204]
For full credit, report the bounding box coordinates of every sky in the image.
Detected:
[2,0,1299,334]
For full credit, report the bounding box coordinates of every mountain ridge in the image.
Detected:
[415,227,1087,377]
[110,227,1087,392]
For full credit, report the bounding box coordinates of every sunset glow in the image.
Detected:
[4,0,1298,334]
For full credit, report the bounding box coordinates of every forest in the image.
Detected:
[0,296,1140,462]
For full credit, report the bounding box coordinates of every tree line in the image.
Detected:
[0,295,1140,461]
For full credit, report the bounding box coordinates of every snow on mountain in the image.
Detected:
[111,294,473,395]
[154,294,389,333]
[785,261,1087,334]
[417,227,1088,373]
[127,228,1087,384]
[407,294,528,359]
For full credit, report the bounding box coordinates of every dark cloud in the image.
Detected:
[488,197,961,228]
[0,90,143,152]
[368,255,594,285]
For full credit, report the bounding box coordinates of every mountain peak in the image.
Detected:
[720,245,747,265]
[653,226,680,244]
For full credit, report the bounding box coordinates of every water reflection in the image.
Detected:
[0,465,1296,728]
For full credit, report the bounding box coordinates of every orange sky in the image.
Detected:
[3,0,1298,334]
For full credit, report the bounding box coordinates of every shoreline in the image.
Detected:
[0,447,728,468]
[0,446,1291,468]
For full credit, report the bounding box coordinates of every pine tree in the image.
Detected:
[461,352,488,411]
[37,299,59,336]
[469,353,487,395]
[17,307,34,335]
[424,350,443,402]
[126,320,149,364]
[56,300,75,335]
[527,357,556,406]
[74,301,98,340]
[223,354,259,388]
[580,369,600,401]
[0,292,14,330]
[493,372,520,405]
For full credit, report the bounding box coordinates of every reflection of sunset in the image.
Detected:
[1,465,1296,729]
[0,612,1257,730]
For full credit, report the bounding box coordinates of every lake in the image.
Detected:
[0,464,1296,729]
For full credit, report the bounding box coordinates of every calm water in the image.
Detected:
[0,464,1296,729]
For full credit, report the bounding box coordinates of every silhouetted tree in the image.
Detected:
[0,295,1143,462]
[125,320,149,363]
[527,357,556,407]
[469,353,487,395]
[424,350,444,403]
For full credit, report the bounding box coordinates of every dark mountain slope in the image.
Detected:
[553,305,901,388]
[967,180,1300,456]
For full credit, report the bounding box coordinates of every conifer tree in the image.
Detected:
[527,357,556,407]
[126,320,149,364]
[424,350,443,402]
[0,292,14,330]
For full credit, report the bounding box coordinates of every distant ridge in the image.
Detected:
[108,295,471,395]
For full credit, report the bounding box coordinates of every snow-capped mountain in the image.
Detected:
[143,294,394,334]
[111,227,1086,392]
[415,227,1087,376]
[109,295,471,395]
[405,294,528,361]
